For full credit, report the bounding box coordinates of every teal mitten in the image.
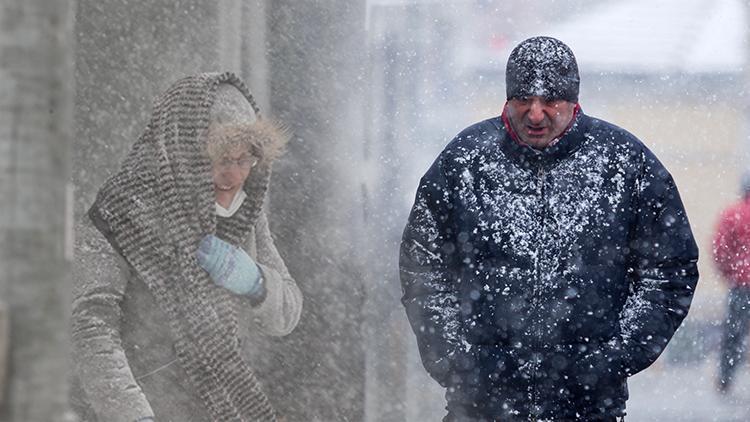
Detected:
[196,234,264,297]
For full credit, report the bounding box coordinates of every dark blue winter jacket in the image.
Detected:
[400,111,699,421]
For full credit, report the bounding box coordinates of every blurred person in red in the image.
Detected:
[714,171,750,394]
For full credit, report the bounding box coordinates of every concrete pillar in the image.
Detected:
[0,0,76,420]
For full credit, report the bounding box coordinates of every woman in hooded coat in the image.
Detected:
[71,72,302,422]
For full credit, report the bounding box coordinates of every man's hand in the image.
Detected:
[196,234,263,297]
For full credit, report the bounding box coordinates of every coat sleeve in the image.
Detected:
[399,156,463,387]
[246,211,303,336]
[71,221,155,422]
[618,149,700,376]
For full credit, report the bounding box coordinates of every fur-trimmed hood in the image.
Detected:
[242,118,289,165]
[208,118,289,171]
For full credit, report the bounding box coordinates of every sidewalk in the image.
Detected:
[627,358,750,422]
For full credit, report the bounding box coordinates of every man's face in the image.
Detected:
[211,145,256,201]
[506,96,576,149]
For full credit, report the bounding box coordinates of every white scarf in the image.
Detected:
[215,190,247,217]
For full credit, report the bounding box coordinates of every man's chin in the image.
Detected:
[521,136,551,147]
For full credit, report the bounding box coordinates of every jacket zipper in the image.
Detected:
[529,163,546,420]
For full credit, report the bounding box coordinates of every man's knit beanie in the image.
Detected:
[506,36,580,103]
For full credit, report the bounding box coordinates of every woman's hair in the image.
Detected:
[205,120,287,163]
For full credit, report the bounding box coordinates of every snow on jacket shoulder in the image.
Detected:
[400,111,699,420]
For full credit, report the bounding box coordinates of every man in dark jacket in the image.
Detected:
[399,36,699,421]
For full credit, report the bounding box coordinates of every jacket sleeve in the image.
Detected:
[712,209,736,281]
[399,156,463,387]
[618,150,699,376]
[71,221,154,422]
[246,211,303,336]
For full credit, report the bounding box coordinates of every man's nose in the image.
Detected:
[527,99,545,123]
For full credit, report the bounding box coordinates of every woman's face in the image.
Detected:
[211,145,256,201]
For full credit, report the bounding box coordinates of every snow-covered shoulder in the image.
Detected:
[438,117,504,167]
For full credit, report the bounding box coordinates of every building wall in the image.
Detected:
[0,1,76,419]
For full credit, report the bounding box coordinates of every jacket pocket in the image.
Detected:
[446,345,529,418]
[545,341,628,418]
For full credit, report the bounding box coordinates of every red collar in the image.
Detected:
[500,102,581,149]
